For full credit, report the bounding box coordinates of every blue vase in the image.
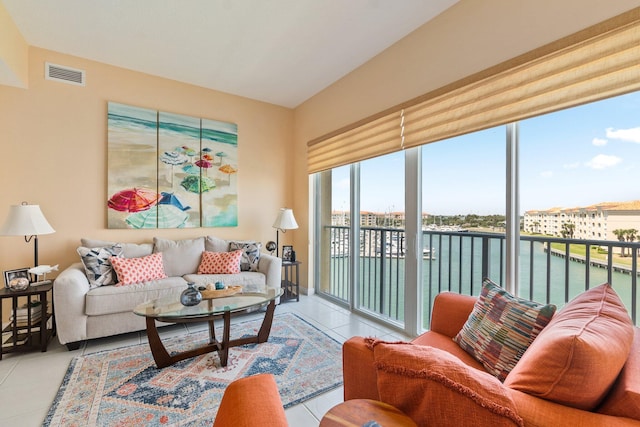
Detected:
[180,282,202,306]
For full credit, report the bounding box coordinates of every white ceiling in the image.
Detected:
[2,0,458,108]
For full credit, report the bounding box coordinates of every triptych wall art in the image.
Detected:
[107,102,238,229]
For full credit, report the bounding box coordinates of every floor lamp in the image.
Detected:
[0,202,55,268]
[272,208,298,257]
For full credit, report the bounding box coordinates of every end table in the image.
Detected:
[281,260,300,302]
[0,282,56,359]
[320,399,417,427]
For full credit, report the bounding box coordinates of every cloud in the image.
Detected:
[540,170,553,178]
[563,162,580,169]
[592,137,607,146]
[606,127,640,143]
[585,154,622,169]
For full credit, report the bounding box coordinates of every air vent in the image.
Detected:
[45,62,85,86]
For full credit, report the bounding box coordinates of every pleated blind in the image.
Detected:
[307,110,403,174]
[402,10,640,149]
[307,7,640,174]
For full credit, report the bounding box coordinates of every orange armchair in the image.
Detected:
[343,290,640,426]
[213,374,288,427]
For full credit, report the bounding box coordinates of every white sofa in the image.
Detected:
[54,236,282,350]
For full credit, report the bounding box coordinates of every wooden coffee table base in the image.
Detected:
[145,298,276,368]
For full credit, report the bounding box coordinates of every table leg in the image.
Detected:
[146,317,173,368]
[219,311,231,366]
[40,290,47,352]
[257,299,276,342]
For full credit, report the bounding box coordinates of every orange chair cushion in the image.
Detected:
[371,341,524,427]
[213,374,287,427]
[454,279,556,381]
[504,283,634,410]
[597,328,640,419]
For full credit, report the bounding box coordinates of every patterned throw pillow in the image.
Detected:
[454,278,556,381]
[198,250,242,274]
[109,252,167,286]
[77,244,123,288]
[228,241,261,272]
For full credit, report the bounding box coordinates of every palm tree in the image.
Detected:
[560,222,575,239]
[613,229,627,256]
[626,229,638,258]
[532,221,541,234]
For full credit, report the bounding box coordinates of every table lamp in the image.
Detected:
[272,208,298,257]
[0,202,55,267]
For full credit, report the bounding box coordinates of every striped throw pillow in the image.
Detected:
[454,278,556,381]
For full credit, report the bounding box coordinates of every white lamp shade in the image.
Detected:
[272,208,298,230]
[0,204,55,236]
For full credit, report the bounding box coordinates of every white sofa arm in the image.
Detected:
[54,262,90,346]
[258,253,282,290]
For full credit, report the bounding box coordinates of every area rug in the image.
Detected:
[44,313,343,427]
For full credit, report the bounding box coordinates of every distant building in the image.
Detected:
[523,200,640,241]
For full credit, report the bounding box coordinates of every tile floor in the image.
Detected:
[0,294,411,426]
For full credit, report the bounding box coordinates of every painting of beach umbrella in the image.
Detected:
[125,204,189,229]
[180,175,216,193]
[195,158,213,175]
[159,192,190,211]
[182,164,200,175]
[218,164,238,184]
[108,188,160,212]
[177,146,198,157]
[215,151,228,165]
[159,151,188,186]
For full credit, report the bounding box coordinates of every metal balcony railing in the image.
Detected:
[320,226,640,328]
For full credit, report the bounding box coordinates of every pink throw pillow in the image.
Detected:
[110,252,167,286]
[197,250,242,274]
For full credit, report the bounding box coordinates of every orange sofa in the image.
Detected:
[343,287,640,426]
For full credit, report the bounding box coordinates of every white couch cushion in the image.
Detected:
[80,238,153,258]
[153,237,205,276]
[85,276,187,316]
[205,235,229,252]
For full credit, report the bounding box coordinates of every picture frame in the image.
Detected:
[282,245,293,262]
[4,268,30,288]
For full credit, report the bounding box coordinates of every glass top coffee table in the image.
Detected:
[134,288,283,368]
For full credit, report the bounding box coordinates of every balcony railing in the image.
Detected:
[320,226,640,328]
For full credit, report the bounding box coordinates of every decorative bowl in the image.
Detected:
[8,277,30,291]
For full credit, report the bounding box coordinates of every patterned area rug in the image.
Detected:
[44,313,343,426]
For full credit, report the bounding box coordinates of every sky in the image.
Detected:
[331,90,640,216]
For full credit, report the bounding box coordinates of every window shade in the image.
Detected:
[402,11,640,149]
[307,7,640,174]
[307,111,402,174]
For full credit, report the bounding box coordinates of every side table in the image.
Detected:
[320,399,417,427]
[281,260,300,302]
[0,282,56,360]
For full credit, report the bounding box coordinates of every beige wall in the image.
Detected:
[0,1,28,88]
[0,48,294,299]
[292,0,640,292]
